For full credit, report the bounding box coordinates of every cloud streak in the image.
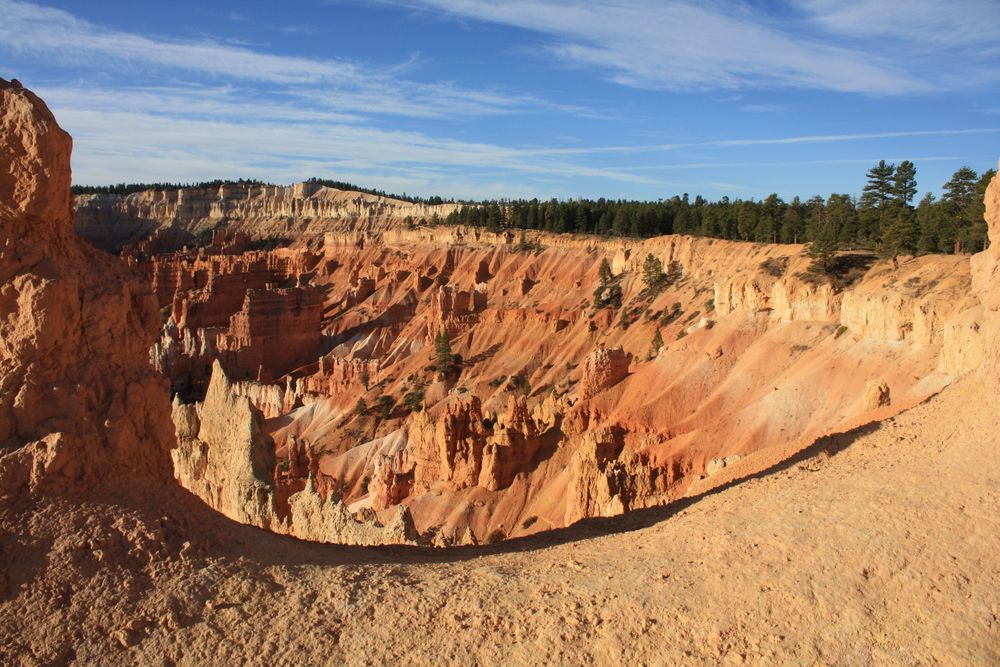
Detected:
[384,0,999,93]
[0,0,541,119]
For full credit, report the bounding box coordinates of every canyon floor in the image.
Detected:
[4,372,998,665]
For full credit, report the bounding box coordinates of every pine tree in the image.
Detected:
[880,205,918,265]
[641,253,664,291]
[755,215,776,243]
[598,257,612,284]
[807,216,839,275]
[378,395,394,421]
[651,328,664,352]
[434,329,453,368]
[803,196,826,242]
[780,203,803,243]
[943,167,978,208]
[861,160,896,209]
[737,203,758,241]
[860,160,896,243]
[893,160,917,205]
[943,167,979,253]
[827,194,858,246]
[612,208,629,236]
[916,193,940,254]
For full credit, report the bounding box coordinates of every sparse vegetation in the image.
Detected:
[593,258,623,309]
[760,256,788,277]
[377,395,394,420]
[641,253,666,293]
[514,230,544,254]
[508,373,531,397]
[403,384,426,413]
[593,283,623,309]
[650,328,664,357]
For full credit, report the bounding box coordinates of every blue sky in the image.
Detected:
[2,0,999,201]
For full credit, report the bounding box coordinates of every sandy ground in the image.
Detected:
[2,373,998,666]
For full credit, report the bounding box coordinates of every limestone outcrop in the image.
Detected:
[6,77,1000,550]
[142,207,998,543]
[863,380,891,411]
[970,163,1000,381]
[579,346,631,401]
[75,181,462,252]
[0,78,175,498]
[171,361,416,544]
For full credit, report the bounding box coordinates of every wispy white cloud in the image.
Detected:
[0,0,538,118]
[740,104,788,114]
[709,128,1000,148]
[799,0,1000,45]
[47,77,990,198]
[479,128,1000,158]
[628,157,966,172]
[381,0,928,93]
[384,0,999,93]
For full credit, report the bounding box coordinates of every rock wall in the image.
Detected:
[970,163,1000,380]
[579,346,631,401]
[221,286,324,381]
[0,78,175,499]
[75,182,462,252]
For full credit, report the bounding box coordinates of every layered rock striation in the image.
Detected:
[4,77,1000,550]
[75,181,462,252]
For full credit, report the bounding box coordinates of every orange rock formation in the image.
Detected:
[130,183,986,544]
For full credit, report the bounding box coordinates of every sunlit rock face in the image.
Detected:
[0,77,175,500]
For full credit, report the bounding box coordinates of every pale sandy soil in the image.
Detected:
[2,374,998,666]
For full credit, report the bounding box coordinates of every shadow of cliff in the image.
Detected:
[195,419,881,568]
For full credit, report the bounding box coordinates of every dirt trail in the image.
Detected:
[3,373,997,665]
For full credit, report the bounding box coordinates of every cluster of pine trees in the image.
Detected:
[444,163,995,255]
